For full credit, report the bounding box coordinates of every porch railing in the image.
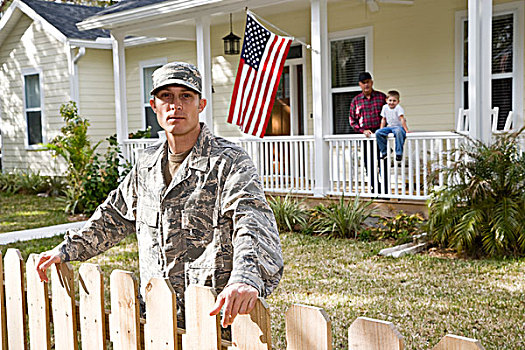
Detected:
[122,132,469,200]
[325,132,466,200]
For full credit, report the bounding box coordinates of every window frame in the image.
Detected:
[454,1,524,130]
[328,26,373,134]
[21,68,45,149]
[139,58,168,131]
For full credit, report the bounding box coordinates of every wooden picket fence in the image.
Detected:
[0,248,486,350]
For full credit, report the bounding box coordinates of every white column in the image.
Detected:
[111,32,129,157]
[468,0,492,143]
[311,0,330,197]
[196,16,214,131]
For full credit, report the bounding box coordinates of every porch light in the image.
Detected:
[223,13,241,55]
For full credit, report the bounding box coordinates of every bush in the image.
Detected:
[308,195,375,239]
[44,102,130,214]
[128,126,152,139]
[268,194,308,232]
[368,211,425,244]
[427,128,525,257]
[0,170,65,196]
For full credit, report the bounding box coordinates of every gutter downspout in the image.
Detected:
[68,46,86,105]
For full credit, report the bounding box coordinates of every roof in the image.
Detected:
[94,0,164,16]
[21,0,109,40]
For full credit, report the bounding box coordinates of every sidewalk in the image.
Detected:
[0,221,87,245]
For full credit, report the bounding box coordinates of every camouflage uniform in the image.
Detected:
[53,124,283,324]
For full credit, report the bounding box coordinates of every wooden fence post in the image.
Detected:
[348,317,404,350]
[184,285,221,350]
[4,249,27,350]
[26,254,51,350]
[432,334,485,350]
[230,298,272,350]
[144,277,178,350]
[0,252,7,350]
[110,270,141,350]
[51,262,79,350]
[285,304,332,350]
[79,263,107,350]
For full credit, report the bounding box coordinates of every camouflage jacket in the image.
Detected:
[54,124,283,321]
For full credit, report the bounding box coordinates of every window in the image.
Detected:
[141,60,166,138]
[23,73,43,146]
[461,13,515,130]
[330,28,371,134]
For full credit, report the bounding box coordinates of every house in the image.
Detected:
[1,0,523,201]
[0,0,115,173]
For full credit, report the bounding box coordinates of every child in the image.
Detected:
[375,90,409,161]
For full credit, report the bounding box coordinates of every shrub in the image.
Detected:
[44,102,130,214]
[268,194,308,232]
[0,170,64,196]
[427,128,525,257]
[368,211,425,244]
[128,126,152,139]
[309,195,375,239]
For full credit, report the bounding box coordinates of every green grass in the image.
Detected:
[0,193,73,233]
[1,194,524,349]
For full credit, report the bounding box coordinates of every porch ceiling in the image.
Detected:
[76,0,358,39]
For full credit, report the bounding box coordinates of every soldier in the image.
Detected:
[36,62,283,328]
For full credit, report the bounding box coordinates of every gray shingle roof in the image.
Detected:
[94,0,165,16]
[21,0,109,40]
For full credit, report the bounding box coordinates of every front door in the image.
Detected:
[265,47,306,136]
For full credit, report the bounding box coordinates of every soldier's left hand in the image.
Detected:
[209,282,258,327]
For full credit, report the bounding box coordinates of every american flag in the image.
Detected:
[227,12,292,138]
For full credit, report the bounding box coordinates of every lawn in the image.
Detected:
[0,192,79,233]
[1,195,524,349]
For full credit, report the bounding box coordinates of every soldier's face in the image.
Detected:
[150,85,206,137]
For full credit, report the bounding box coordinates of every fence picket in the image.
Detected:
[432,334,485,350]
[26,254,51,350]
[5,249,27,350]
[79,263,107,350]
[109,270,140,350]
[51,263,79,350]
[144,277,178,350]
[348,316,404,350]
[230,298,272,349]
[285,304,332,350]
[0,252,7,350]
[184,285,221,350]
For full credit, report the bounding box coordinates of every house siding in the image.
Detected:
[77,48,116,148]
[0,13,68,174]
[125,41,196,135]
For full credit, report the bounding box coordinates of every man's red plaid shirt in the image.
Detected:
[348,90,386,133]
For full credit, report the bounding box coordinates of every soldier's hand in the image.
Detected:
[209,282,258,327]
[36,252,62,282]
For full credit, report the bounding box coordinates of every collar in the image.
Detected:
[140,123,212,174]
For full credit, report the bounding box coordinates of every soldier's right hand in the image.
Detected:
[36,252,62,282]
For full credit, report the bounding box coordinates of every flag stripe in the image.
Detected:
[246,36,286,136]
[231,63,251,126]
[254,37,290,137]
[227,59,245,124]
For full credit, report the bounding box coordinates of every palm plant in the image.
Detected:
[310,195,374,239]
[268,194,308,232]
[427,128,525,257]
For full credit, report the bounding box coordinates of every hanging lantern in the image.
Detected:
[223,13,241,55]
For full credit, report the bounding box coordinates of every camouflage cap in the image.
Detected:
[150,62,202,95]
